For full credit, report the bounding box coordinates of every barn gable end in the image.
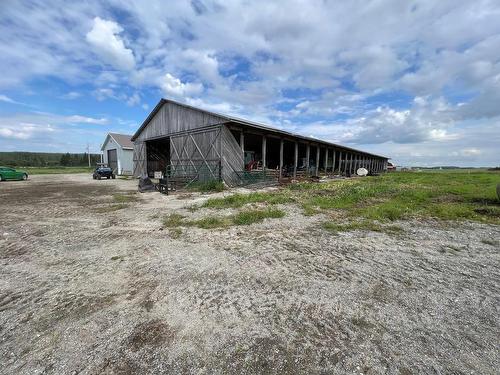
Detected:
[132,100,227,142]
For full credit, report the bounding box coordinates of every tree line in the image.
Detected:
[0,152,101,167]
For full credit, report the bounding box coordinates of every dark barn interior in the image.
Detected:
[146,137,170,177]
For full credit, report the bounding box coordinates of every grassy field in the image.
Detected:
[202,170,500,228]
[24,167,93,175]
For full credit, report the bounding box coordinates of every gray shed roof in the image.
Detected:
[108,133,133,150]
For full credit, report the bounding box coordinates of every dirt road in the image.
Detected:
[1,174,499,374]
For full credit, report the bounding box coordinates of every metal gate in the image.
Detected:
[107,149,118,172]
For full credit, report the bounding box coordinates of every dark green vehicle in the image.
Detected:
[0,166,28,181]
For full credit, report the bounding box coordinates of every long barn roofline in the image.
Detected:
[131,98,389,160]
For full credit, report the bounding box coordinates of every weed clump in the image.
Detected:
[187,180,225,193]
[162,208,286,229]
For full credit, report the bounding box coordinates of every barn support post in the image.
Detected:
[306,144,310,176]
[338,151,342,174]
[324,148,329,174]
[240,131,245,152]
[343,152,347,175]
[279,138,284,179]
[262,135,267,170]
[350,153,354,175]
[315,146,320,176]
[332,150,336,174]
[345,153,349,175]
[293,141,298,178]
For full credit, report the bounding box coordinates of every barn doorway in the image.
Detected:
[146,137,170,177]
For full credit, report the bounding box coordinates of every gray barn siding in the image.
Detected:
[135,101,225,142]
[133,141,146,176]
[221,125,244,186]
[169,126,222,181]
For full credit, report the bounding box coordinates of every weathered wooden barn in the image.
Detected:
[131,99,389,186]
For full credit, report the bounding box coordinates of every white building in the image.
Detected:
[101,133,134,175]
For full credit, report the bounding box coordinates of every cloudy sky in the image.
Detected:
[1,0,499,166]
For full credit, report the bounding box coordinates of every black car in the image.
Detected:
[93,166,116,180]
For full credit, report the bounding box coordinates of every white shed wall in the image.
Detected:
[102,136,134,175]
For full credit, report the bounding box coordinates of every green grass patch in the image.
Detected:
[163,213,186,228]
[203,191,294,209]
[301,171,500,224]
[187,180,225,193]
[112,193,138,203]
[162,208,285,229]
[24,166,93,175]
[173,170,500,227]
[191,216,232,229]
[232,208,285,225]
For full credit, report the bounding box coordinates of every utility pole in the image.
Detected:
[86,143,91,167]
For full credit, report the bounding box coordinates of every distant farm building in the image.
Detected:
[132,99,389,185]
[101,133,134,175]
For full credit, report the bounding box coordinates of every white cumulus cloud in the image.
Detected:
[159,73,203,98]
[66,115,108,125]
[86,17,135,71]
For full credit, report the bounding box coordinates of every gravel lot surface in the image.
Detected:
[1,174,499,374]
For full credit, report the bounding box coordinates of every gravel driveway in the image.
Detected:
[1,174,499,374]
